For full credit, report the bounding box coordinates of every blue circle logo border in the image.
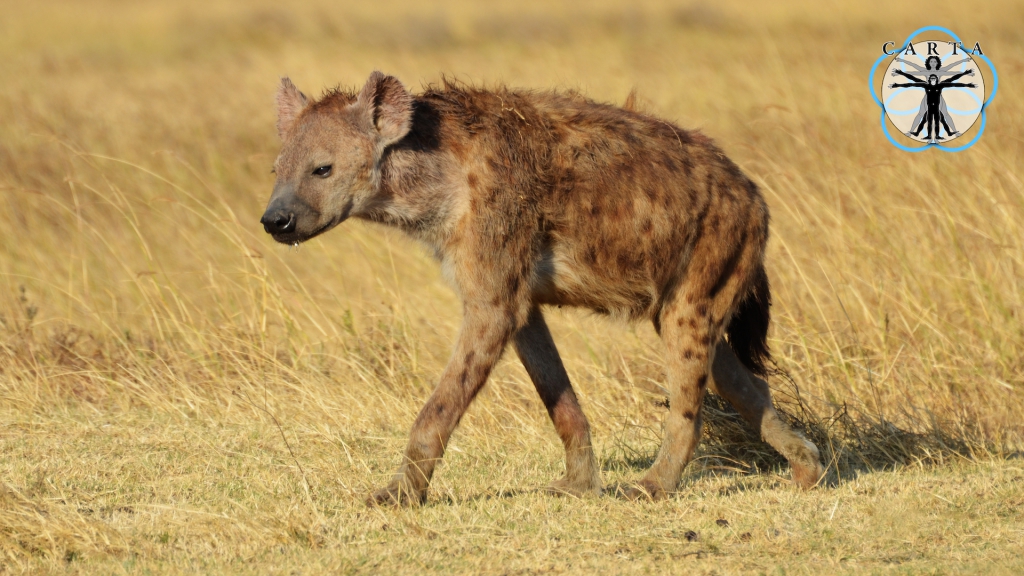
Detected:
[869,26,999,152]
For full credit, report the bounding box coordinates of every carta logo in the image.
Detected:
[870,26,998,152]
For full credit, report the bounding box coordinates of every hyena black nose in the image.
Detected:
[260,210,295,235]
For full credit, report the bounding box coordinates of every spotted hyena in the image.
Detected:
[261,71,824,505]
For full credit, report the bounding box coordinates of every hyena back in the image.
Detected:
[261,71,824,505]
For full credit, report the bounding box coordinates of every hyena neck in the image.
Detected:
[357,98,460,248]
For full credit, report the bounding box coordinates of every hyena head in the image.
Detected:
[261,71,412,244]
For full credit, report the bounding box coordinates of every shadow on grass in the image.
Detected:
[436,488,534,506]
[598,366,1002,488]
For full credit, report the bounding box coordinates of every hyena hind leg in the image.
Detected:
[514,308,603,496]
[625,295,719,501]
[710,341,825,489]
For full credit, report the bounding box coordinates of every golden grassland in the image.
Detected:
[1,0,1023,572]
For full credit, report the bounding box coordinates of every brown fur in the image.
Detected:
[261,72,825,505]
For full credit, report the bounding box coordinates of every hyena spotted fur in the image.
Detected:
[261,71,824,505]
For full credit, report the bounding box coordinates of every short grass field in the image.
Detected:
[2,0,1023,573]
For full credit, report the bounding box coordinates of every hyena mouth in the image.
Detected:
[273,215,344,245]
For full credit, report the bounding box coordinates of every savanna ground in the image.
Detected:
[2,0,1023,573]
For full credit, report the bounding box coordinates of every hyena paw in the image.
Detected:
[791,459,825,490]
[788,440,825,489]
[544,475,603,497]
[613,479,670,502]
[367,481,426,507]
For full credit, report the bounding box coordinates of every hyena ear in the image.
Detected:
[276,77,308,140]
[356,71,413,147]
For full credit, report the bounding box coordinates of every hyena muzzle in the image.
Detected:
[261,71,825,505]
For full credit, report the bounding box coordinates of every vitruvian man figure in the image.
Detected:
[893,55,973,136]
[890,65,976,142]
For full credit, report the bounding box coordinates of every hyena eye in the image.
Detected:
[312,165,332,177]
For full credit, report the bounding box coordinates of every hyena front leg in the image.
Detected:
[710,341,824,488]
[369,303,514,506]
[514,307,602,496]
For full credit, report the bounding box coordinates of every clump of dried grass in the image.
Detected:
[0,485,129,565]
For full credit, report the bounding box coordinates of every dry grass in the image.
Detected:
[1,0,1023,573]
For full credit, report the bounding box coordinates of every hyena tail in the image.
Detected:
[726,264,772,377]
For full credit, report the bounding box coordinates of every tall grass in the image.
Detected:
[1,0,1022,568]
